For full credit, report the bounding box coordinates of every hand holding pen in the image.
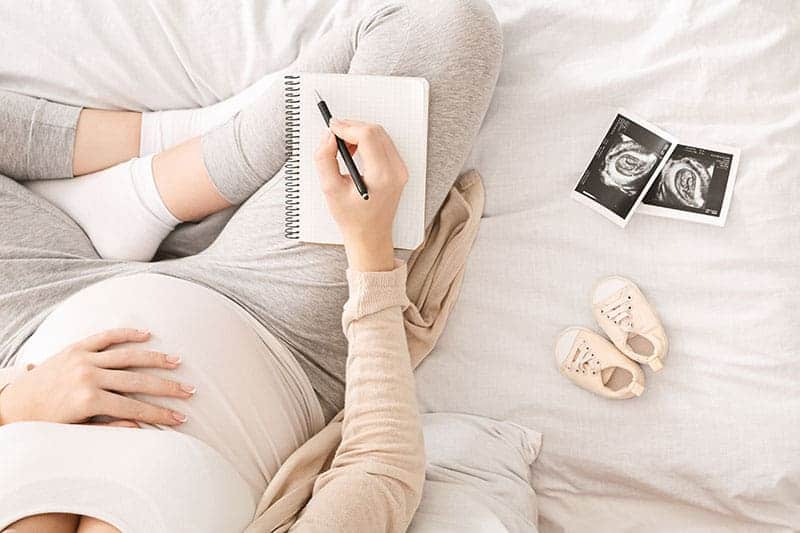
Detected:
[314,90,370,200]
[314,117,409,270]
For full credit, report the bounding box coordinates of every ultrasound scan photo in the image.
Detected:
[600,134,659,197]
[573,111,676,226]
[640,143,740,226]
[654,155,714,209]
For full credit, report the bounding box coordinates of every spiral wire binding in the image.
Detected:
[284,75,301,239]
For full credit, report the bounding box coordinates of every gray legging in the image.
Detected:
[0,0,502,420]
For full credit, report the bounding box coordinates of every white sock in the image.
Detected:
[139,71,282,156]
[26,155,180,262]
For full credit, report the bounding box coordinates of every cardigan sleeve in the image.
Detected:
[291,259,426,532]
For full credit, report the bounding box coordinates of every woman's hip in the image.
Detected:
[0,421,255,533]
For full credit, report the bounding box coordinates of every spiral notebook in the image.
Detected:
[284,73,429,249]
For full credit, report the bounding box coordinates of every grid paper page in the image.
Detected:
[297,73,429,249]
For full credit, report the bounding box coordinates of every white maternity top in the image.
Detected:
[0,273,325,533]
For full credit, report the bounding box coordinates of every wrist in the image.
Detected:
[344,232,395,272]
[0,383,18,426]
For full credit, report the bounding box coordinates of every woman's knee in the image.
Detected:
[441,0,502,45]
[352,0,502,85]
[407,0,503,79]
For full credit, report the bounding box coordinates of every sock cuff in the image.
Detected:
[130,155,181,228]
[139,112,163,157]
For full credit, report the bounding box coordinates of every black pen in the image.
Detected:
[314,89,369,200]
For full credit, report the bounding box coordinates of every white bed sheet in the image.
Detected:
[414,1,800,531]
[1,1,797,531]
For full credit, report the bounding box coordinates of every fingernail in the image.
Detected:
[139,329,151,335]
[329,118,341,127]
[181,383,197,394]
[166,354,181,364]
[172,411,187,423]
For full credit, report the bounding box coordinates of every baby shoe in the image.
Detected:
[592,276,668,372]
[555,327,645,399]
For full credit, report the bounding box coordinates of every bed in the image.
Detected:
[1,1,797,531]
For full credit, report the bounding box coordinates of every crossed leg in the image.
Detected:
[151,0,503,418]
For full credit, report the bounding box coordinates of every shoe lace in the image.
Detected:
[566,340,602,376]
[601,292,634,332]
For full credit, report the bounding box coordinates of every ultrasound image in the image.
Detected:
[643,144,733,216]
[600,135,658,197]
[654,156,713,209]
[574,113,675,220]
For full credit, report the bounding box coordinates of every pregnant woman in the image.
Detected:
[0,1,501,532]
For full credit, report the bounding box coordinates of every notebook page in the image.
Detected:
[298,73,429,249]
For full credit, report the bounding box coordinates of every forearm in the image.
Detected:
[295,261,425,531]
[0,369,16,425]
[344,231,395,272]
[0,363,33,426]
[335,263,424,473]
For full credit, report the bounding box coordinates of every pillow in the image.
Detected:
[408,413,542,533]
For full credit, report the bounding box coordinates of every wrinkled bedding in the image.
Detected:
[1,1,797,531]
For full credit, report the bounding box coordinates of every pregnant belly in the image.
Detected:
[14,273,324,501]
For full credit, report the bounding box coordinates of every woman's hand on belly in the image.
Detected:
[0,328,195,427]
